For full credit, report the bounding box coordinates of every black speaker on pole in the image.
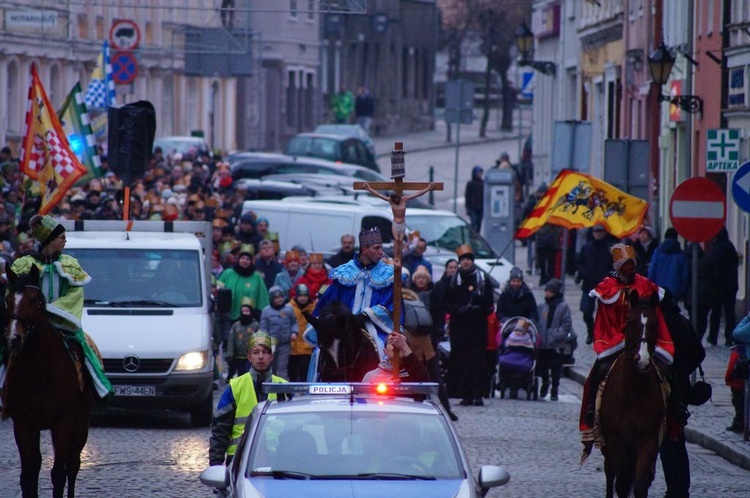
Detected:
[107,101,156,186]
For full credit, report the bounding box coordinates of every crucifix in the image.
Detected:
[353,142,444,380]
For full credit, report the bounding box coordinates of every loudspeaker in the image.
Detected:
[108,101,156,185]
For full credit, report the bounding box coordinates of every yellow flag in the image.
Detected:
[516,170,648,239]
[20,64,87,214]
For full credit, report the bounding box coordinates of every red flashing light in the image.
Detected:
[376,383,388,394]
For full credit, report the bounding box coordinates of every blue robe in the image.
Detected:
[305,257,399,381]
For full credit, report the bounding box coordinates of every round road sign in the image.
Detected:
[731,160,750,214]
[111,51,138,85]
[669,177,726,242]
[110,19,141,51]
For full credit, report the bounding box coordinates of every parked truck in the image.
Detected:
[60,220,218,427]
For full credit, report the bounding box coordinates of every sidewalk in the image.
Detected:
[374,123,750,470]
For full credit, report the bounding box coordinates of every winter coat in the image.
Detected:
[227,319,260,360]
[429,273,451,342]
[732,313,750,356]
[273,269,303,299]
[464,177,484,212]
[290,299,315,356]
[218,267,270,320]
[648,238,689,301]
[326,249,355,269]
[496,282,539,324]
[684,245,717,308]
[576,236,615,292]
[630,238,659,276]
[537,295,572,351]
[709,227,739,296]
[444,265,494,347]
[255,257,284,291]
[260,303,298,345]
[403,288,435,362]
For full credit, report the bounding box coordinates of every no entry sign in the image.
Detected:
[669,177,726,242]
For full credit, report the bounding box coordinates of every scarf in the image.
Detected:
[249,366,273,402]
[233,262,256,277]
[451,264,484,294]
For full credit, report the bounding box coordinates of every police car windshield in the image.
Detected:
[248,411,463,479]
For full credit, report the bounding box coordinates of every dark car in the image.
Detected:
[228,152,386,182]
[153,136,210,158]
[233,178,352,200]
[284,132,380,172]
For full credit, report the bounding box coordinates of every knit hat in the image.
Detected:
[412,265,431,282]
[456,244,474,260]
[269,286,284,299]
[544,278,562,295]
[295,283,310,297]
[248,330,275,352]
[611,243,636,271]
[30,214,65,246]
[664,227,678,240]
[509,266,524,281]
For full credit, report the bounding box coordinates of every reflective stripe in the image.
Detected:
[227,374,286,456]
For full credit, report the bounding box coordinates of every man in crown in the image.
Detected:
[580,243,682,437]
[304,227,399,380]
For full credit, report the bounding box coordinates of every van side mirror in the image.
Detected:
[216,288,232,313]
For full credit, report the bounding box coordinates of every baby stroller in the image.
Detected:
[492,317,539,401]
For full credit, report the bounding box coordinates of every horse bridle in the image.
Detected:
[7,284,48,340]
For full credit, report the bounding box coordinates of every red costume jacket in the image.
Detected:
[590,274,674,364]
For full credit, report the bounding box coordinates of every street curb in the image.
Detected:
[563,366,750,471]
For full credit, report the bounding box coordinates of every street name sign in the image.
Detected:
[669,177,726,242]
[706,128,740,172]
[731,160,750,214]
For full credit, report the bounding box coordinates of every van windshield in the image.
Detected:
[406,214,497,259]
[66,249,203,307]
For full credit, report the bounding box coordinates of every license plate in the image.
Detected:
[114,385,156,396]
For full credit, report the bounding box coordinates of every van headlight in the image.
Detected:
[175,351,209,371]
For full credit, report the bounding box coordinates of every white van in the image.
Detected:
[241,199,513,285]
[61,220,216,427]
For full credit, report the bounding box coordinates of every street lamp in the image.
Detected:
[514,23,556,77]
[648,41,703,114]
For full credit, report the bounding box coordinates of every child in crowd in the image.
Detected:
[536,279,573,401]
[226,297,261,379]
[261,286,298,380]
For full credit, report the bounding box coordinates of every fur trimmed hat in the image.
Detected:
[30,214,64,246]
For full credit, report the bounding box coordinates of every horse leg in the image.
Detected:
[13,422,42,498]
[603,456,615,498]
[50,415,90,498]
[49,428,68,498]
[633,440,659,498]
[64,416,92,498]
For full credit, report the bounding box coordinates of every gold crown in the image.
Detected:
[456,243,473,259]
[359,227,382,247]
[285,250,300,262]
[611,243,636,268]
[308,253,325,263]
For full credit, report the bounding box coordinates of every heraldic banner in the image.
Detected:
[21,64,88,214]
[515,169,649,239]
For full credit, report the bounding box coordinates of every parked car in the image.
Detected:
[153,136,210,158]
[232,178,352,200]
[314,123,376,157]
[199,383,510,497]
[284,132,380,172]
[228,152,386,182]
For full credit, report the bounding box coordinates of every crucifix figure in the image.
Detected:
[354,142,444,379]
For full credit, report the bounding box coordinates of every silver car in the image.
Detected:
[200,383,510,497]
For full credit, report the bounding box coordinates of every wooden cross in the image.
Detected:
[353,142,444,380]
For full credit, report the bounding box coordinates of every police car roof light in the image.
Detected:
[263,382,439,397]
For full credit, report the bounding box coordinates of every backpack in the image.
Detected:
[403,299,433,336]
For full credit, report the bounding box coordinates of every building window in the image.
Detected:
[287,71,297,128]
[728,67,746,107]
[96,16,105,40]
[7,61,21,135]
[77,13,88,39]
[290,0,298,18]
[308,0,315,20]
[707,0,714,35]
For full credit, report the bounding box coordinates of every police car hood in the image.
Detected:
[243,479,469,497]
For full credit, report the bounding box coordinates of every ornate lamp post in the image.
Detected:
[648,41,703,114]
[514,23,556,77]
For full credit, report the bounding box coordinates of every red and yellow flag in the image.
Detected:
[21,64,87,214]
[516,170,648,239]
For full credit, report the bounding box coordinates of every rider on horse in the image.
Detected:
[580,243,687,437]
[0,214,112,403]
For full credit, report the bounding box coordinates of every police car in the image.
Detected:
[200,383,510,497]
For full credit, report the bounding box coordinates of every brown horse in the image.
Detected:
[2,265,95,498]
[303,301,380,382]
[598,290,667,498]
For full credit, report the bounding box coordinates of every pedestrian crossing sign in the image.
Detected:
[706,128,740,172]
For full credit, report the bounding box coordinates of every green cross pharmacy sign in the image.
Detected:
[706,128,740,172]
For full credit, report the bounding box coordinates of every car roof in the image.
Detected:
[263,395,442,416]
[288,132,353,142]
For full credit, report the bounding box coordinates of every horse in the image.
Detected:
[303,301,381,382]
[2,265,95,498]
[597,290,668,498]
